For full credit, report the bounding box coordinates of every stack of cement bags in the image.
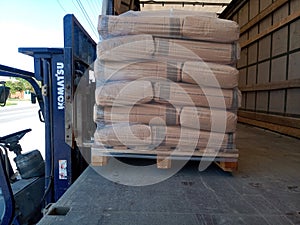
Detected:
[94,10,240,152]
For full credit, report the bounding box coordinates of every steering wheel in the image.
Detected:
[0,129,32,145]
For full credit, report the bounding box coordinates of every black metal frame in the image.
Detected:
[0,148,15,225]
[0,65,44,116]
[0,66,38,225]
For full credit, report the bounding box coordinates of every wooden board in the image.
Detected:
[238,116,300,138]
[239,78,300,92]
[238,110,300,129]
[240,0,288,33]
[240,10,300,48]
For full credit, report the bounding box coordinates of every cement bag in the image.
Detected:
[180,107,237,133]
[181,61,239,88]
[94,104,179,126]
[183,16,240,43]
[97,35,154,61]
[95,81,153,106]
[94,59,182,83]
[151,126,234,150]
[98,14,183,39]
[94,124,152,147]
[154,37,239,64]
[154,81,234,109]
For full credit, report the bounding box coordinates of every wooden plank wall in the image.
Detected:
[222,0,300,138]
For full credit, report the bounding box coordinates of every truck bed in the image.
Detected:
[38,124,300,225]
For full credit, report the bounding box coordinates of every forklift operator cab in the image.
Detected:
[0,81,45,224]
[0,129,45,225]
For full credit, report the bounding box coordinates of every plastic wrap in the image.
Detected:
[151,126,233,149]
[97,35,239,64]
[181,61,239,88]
[95,81,153,106]
[182,16,239,43]
[94,104,237,133]
[120,9,217,18]
[154,37,239,64]
[94,124,152,147]
[98,15,183,39]
[180,107,237,133]
[98,10,239,43]
[94,104,179,126]
[95,81,237,109]
[95,59,182,83]
[94,59,238,88]
[97,34,154,61]
[154,82,235,109]
[94,124,234,149]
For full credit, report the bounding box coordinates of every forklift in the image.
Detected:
[0,12,97,223]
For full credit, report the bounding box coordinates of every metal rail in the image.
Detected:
[0,146,15,225]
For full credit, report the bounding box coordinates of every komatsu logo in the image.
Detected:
[56,62,64,110]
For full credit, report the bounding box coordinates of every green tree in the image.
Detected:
[5,78,33,94]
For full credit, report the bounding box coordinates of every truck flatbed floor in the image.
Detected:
[38,124,300,225]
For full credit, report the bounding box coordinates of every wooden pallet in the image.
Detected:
[215,161,238,172]
[91,145,238,172]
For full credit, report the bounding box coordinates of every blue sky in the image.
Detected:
[0,0,101,72]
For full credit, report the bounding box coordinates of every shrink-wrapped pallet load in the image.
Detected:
[93,9,241,170]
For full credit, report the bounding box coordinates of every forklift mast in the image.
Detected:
[18,15,96,203]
